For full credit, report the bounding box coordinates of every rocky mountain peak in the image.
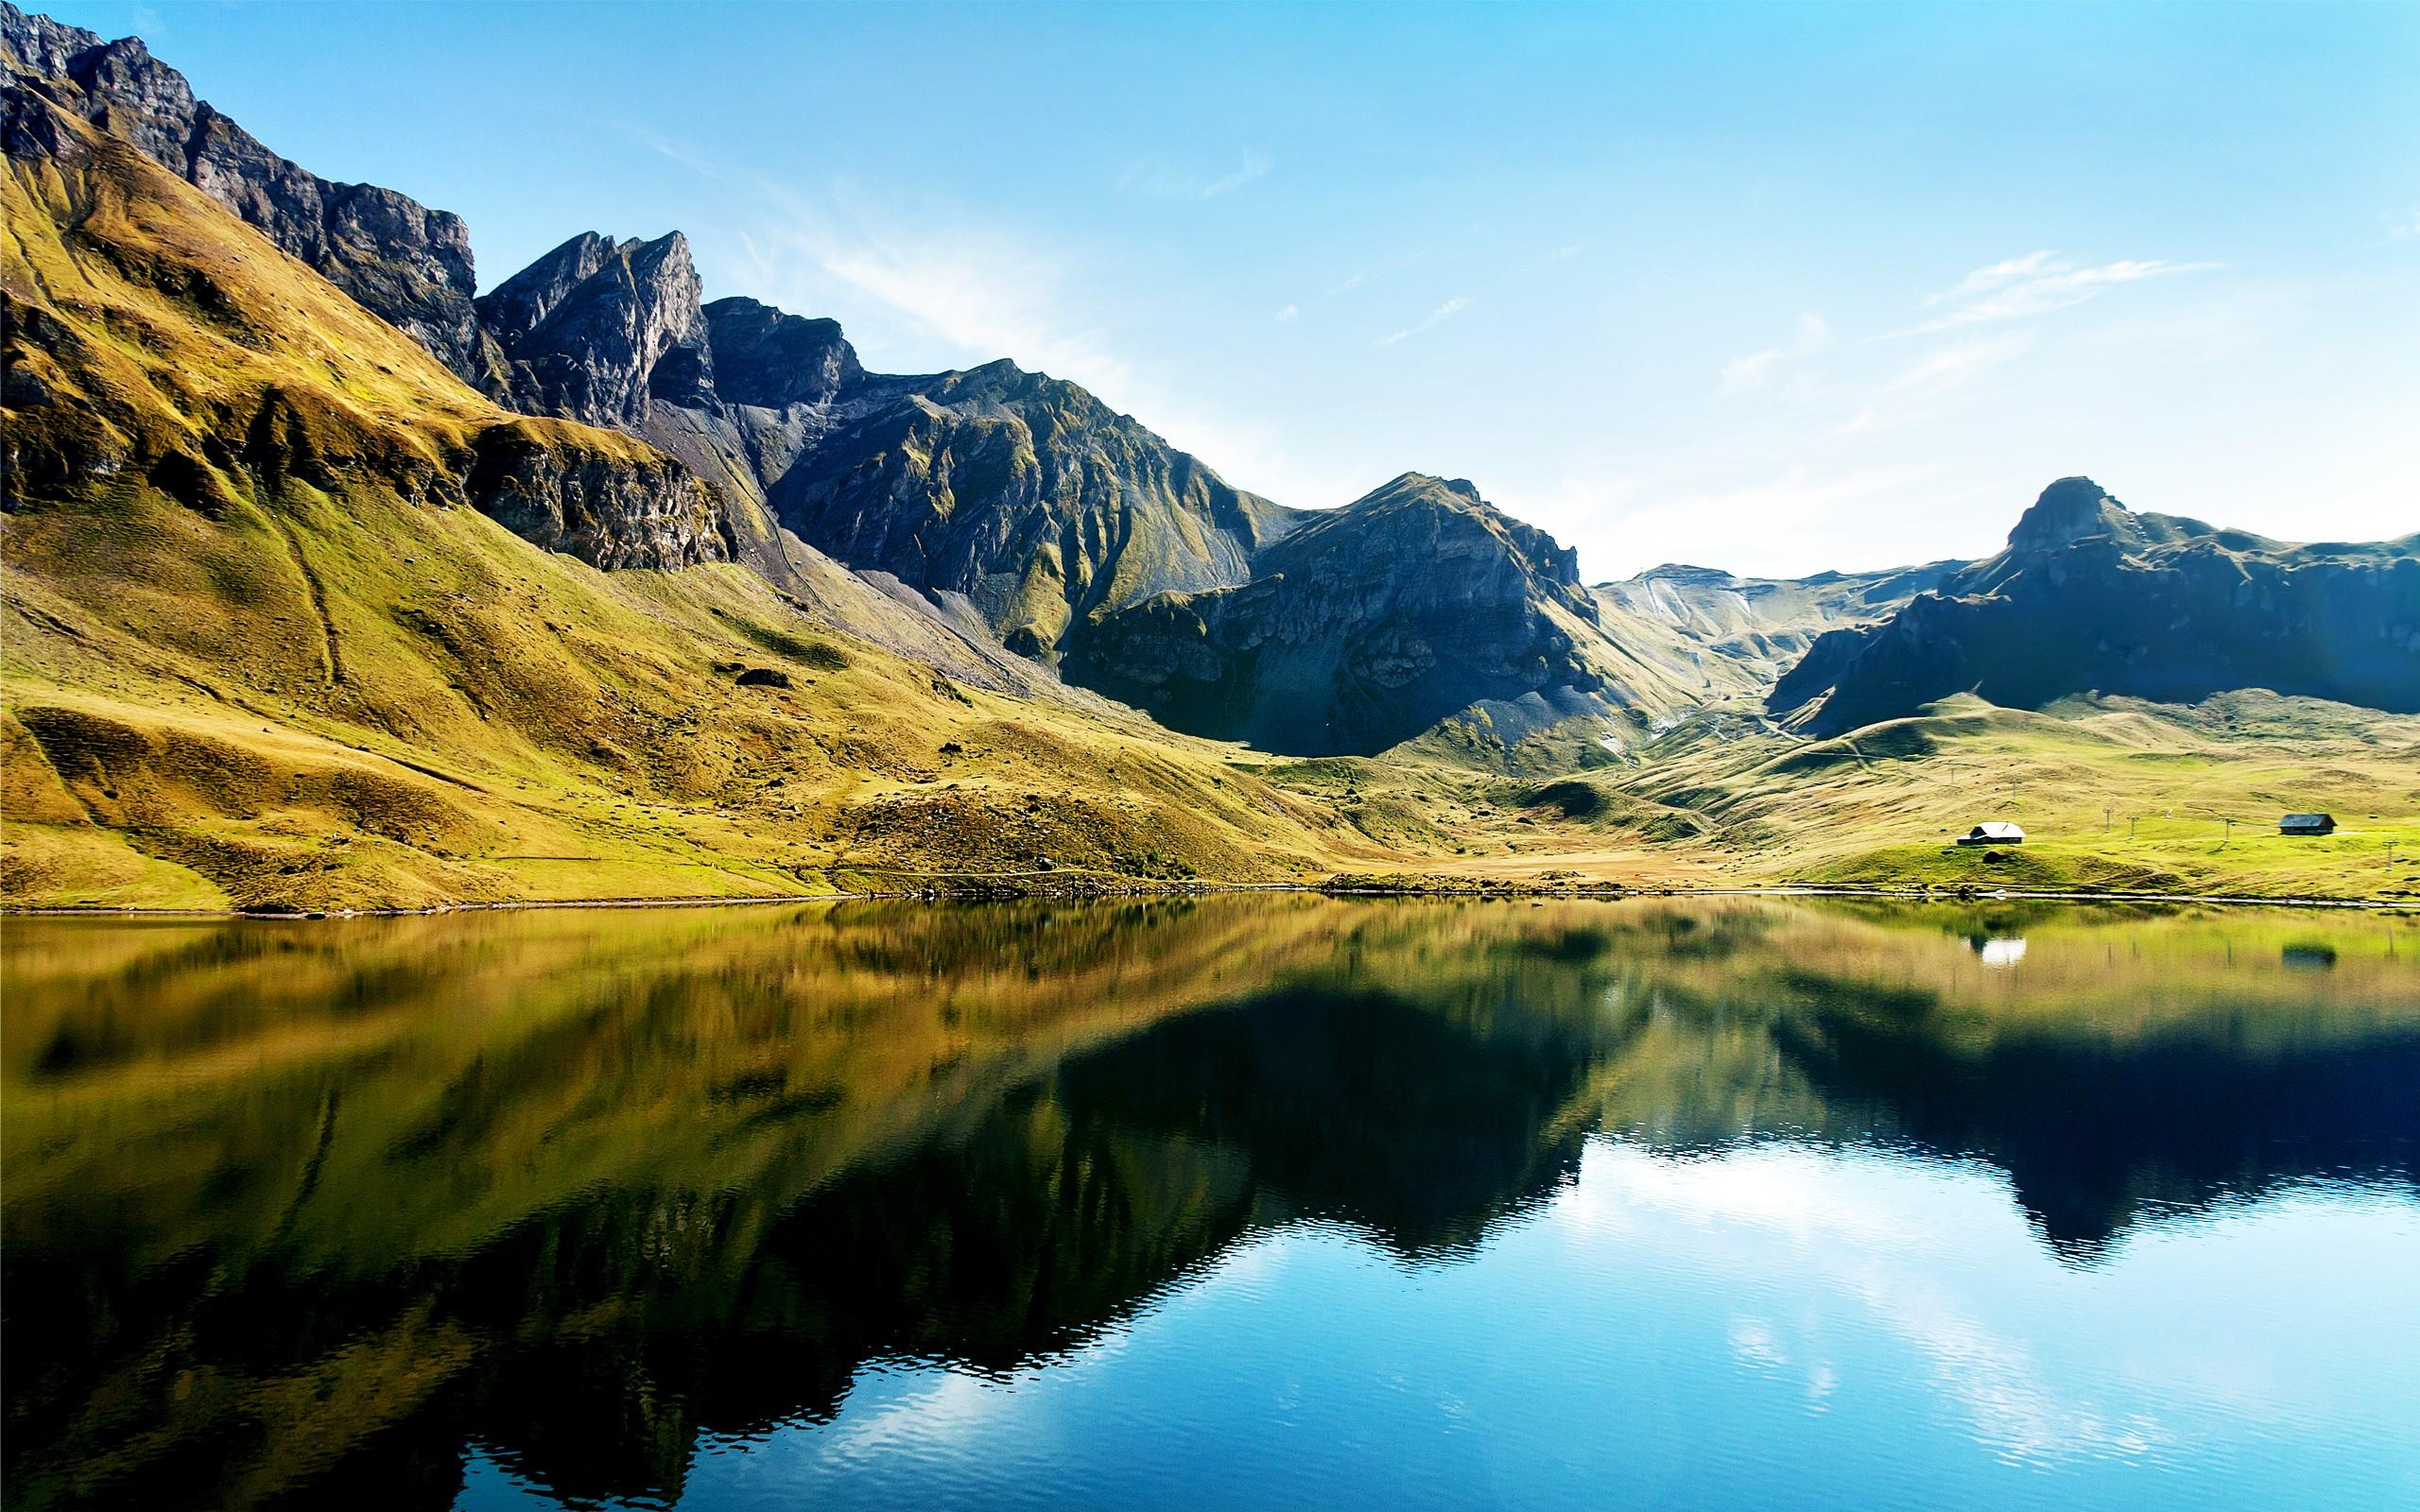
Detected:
[1308,472,1584,593]
[2008,475,2128,554]
[476,229,712,427]
[476,232,616,340]
[700,297,862,409]
[2,3,486,380]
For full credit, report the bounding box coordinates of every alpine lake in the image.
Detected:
[5,894,2415,1510]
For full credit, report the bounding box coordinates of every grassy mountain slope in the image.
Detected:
[0,101,1372,909]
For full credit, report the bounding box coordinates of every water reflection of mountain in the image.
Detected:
[3,898,2413,1508]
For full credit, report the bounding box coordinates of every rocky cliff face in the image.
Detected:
[464,425,731,570]
[770,361,1299,656]
[475,227,1296,657]
[470,228,862,593]
[1,79,732,576]
[0,3,487,382]
[702,298,861,408]
[1770,477,2420,733]
[1061,474,1619,754]
[478,232,717,427]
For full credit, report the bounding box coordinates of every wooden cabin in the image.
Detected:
[1956,822,2026,846]
[2279,813,2337,836]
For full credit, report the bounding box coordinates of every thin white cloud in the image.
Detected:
[1374,295,1472,348]
[1119,150,1274,200]
[1889,252,2222,337]
[1924,249,2064,307]
[1721,312,1831,395]
[2389,208,2420,240]
[1274,271,1367,324]
[1883,331,2037,395]
[1834,331,2039,437]
[738,202,1136,401]
[1199,150,1273,198]
[629,129,1357,507]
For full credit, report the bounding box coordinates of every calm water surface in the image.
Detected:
[5,896,2416,1509]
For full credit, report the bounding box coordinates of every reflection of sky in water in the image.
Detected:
[459,1141,2420,1512]
[1976,936,2029,968]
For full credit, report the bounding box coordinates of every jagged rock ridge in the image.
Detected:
[0,2,488,382]
[474,224,1301,658]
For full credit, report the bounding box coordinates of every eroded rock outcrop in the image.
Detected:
[464,425,732,571]
[478,231,716,427]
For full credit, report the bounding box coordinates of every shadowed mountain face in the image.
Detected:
[770,359,1301,656]
[5,897,2412,1508]
[0,3,487,382]
[1063,473,1628,754]
[473,228,1295,658]
[1772,477,2420,734]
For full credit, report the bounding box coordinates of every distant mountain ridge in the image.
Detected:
[1595,558,1967,698]
[1771,478,2420,733]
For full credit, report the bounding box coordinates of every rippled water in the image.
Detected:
[5,896,2416,1510]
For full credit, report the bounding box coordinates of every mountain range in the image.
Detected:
[4,4,2415,909]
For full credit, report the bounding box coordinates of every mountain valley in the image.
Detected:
[5,3,2416,912]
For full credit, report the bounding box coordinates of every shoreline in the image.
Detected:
[5,879,2410,920]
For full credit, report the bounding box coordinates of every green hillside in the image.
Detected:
[0,102,1367,910]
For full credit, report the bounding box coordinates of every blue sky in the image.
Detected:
[45,2,2420,577]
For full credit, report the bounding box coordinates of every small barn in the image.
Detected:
[2279,813,2337,836]
[1957,822,2026,846]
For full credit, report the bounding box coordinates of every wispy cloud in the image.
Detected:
[1889,251,2221,336]
[1721,312,1831,395]
[1836,331,2038,435]
[727,201,1136,403]
[638,128,1143,403]
[1120,149,1274,200]
[1374,294,1472,348]
[1275,270,1365,324]
[2389,208,2420,241]
[1199,150,1273,198]
[1883,330,2036,395]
